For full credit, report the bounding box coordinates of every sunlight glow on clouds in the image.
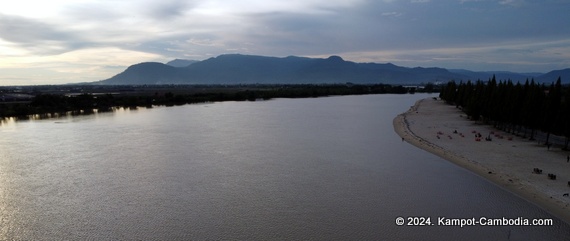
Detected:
[0,47,165,84]
[0,0,568,85]
[194,0,364,15]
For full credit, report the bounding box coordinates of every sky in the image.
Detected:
[0,0,569,85]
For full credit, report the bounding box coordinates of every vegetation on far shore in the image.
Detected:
[439,76,570,149]
[0,83,437,119]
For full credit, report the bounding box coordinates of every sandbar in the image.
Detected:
[393,98,570,224]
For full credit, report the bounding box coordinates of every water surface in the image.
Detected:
[0,94,568,240]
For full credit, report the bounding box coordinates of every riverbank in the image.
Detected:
[393,98,570,224]
[1,84,432,119]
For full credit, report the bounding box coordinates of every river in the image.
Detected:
[0,94,568,240]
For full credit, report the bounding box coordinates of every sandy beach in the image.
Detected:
[394,97,570,224]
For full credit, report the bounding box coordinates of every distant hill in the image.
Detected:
[100,62,184,85]
[536,68,570,84]
[97,54,469,85]
[95,54,569,85]
[166,59,198,67]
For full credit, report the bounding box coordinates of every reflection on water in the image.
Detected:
[0,106,144,125]
[0,117,16,127]
[0,94,569,240]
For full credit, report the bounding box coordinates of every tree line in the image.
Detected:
[0,84,436,119]
[439,76,570,149]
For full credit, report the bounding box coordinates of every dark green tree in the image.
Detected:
[542,77,563,145]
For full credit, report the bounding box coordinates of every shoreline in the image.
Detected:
[393,98,570,225]
[1,84,429,119]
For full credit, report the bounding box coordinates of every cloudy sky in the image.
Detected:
[0,0,569,85]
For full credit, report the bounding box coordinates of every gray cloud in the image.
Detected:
[1,0,569,85]
[0,14,83,54]
[144,0,196,19]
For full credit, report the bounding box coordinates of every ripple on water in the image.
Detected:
[0,94,568,240]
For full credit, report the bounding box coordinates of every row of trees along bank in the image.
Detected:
[1,84,432,119]
[439,76,570,149]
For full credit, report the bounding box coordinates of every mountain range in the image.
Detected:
[95,54,570,85]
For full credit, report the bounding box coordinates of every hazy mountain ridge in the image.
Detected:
[166,59,199,68]
[96,54,569,85]
[100,62,184,85]
[536,68,570,83]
